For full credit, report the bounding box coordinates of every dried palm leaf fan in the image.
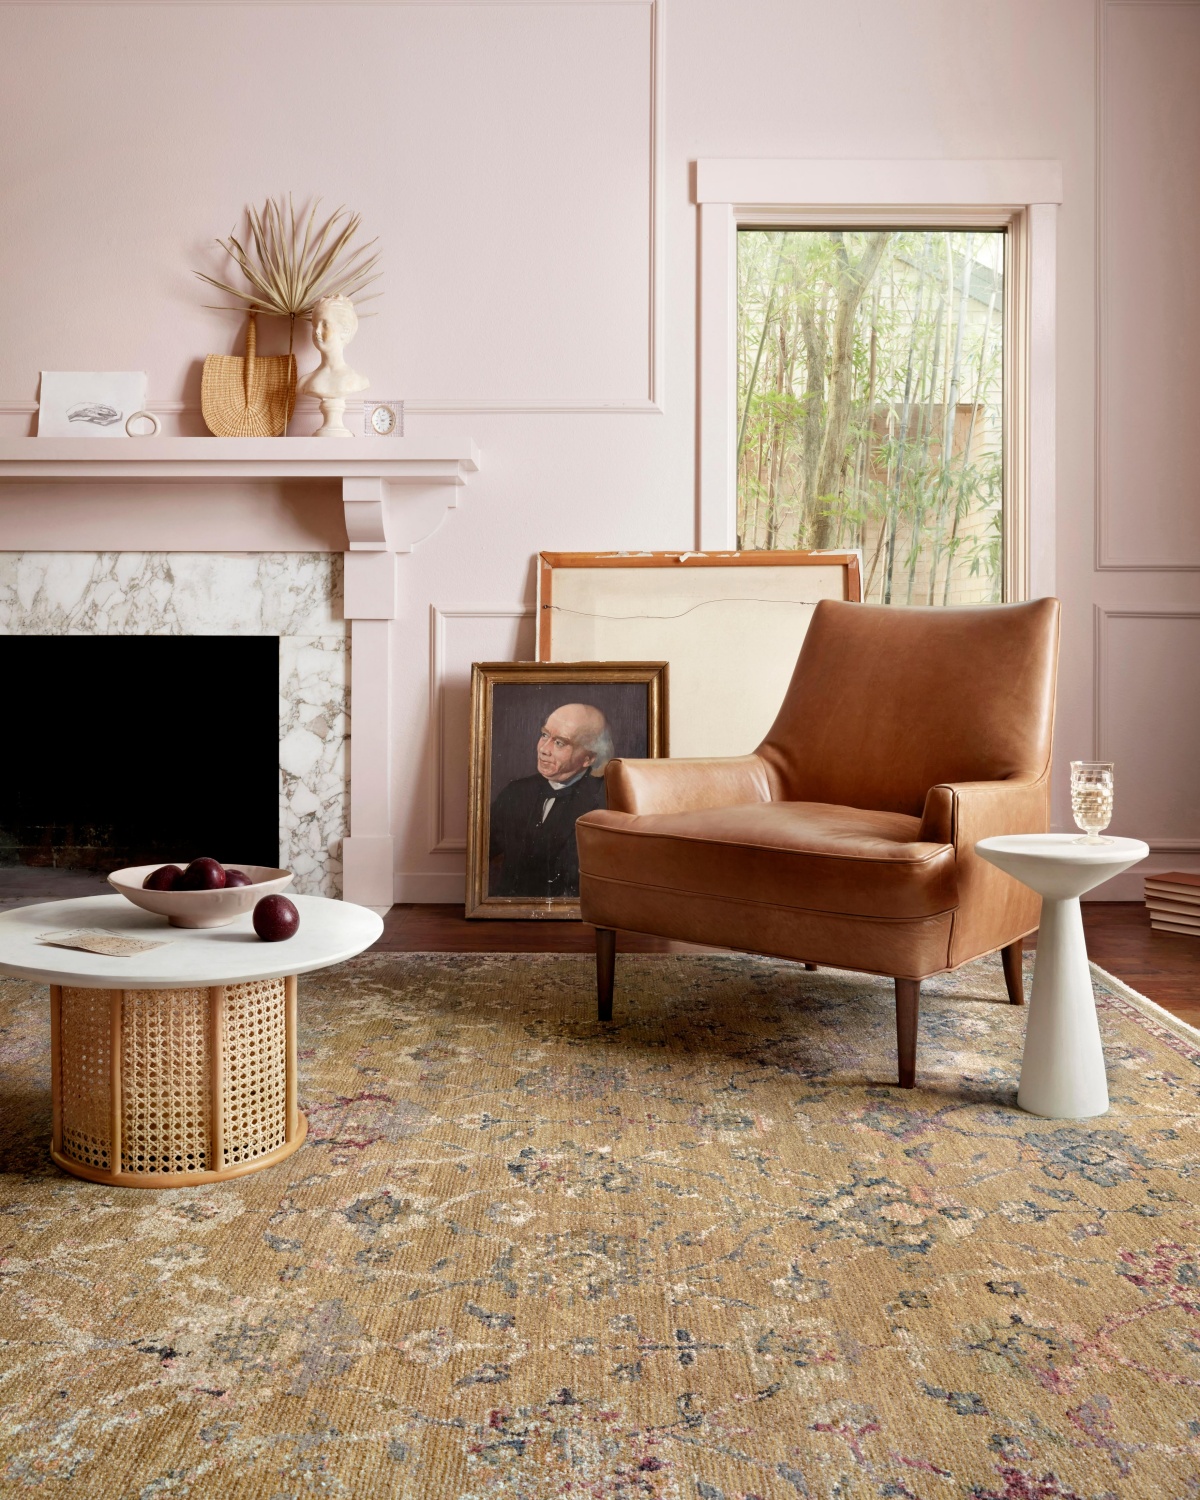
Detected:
[201,313,296,436]
[194,196,381,437]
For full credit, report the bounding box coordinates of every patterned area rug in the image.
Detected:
[0,953,1197,1499]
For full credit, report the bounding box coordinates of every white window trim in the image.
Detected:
[695,159,1063,601]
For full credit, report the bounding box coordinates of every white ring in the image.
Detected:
[125,410,160,437]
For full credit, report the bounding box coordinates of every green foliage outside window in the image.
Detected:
[737,230,1004,605]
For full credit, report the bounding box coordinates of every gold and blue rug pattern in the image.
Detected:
[0,952,1196,1497]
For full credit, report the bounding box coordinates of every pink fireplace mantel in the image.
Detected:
[0,436,482,912]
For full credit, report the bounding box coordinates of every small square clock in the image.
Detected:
[363,400,404,437]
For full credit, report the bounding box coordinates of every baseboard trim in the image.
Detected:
[394,873,466,904]
[343,835,396,910]
[1084,868,1198,902]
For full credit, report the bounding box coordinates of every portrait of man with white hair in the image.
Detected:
[488,701,614,899]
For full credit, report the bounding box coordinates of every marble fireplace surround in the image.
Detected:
[0,552,347,896]
[0,438,481,911]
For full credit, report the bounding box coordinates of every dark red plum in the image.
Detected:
[253,895,299,942]
[142,864,183,891]
[179,857,226,891]
[223,868,254,888]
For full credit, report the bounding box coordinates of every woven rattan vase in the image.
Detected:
[201,313,297,437]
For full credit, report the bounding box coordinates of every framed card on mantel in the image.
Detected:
[466,661,668,920]
[536,550,861,758]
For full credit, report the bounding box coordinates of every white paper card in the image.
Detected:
[38,371,148,437]
[36,928,167,957]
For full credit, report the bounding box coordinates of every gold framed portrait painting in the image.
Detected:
[466,661,669,919]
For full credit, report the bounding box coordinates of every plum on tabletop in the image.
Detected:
[253,895,299,942]
[223,868,253,888]
[142,864,183,891]
[179,857,226,891]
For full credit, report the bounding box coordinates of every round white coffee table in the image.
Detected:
[0,894,383,1187]
[976,834,1148,1119]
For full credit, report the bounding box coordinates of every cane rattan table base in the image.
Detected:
[50,974,306,1186]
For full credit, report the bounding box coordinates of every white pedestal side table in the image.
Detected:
[975,834,1148,1119]
[0,894,383,1187]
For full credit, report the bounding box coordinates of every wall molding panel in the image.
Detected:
[0,0,663,421]
[1092,606,1200,853]
[1095,0,1200,570]
[427,604,536,856]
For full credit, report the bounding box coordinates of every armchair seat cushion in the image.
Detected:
[577,801,956,921]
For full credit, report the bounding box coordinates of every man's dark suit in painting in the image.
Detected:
[488,772,607,898]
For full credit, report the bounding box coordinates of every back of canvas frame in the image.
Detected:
[537,550,861,758]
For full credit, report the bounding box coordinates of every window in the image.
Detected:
[736,229,1005,605]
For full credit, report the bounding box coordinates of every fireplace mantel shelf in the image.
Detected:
[0,436,479,481]
[0,436,481,554]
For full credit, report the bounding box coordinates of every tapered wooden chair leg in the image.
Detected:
[596,927,616,1022]
[1001,939,1025,1005]
[895,978,920,1089]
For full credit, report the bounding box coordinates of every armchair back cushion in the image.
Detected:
[758,598,1060,814]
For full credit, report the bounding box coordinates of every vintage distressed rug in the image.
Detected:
[0,952,1197,1499]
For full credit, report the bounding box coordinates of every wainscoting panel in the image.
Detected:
[1097,0,1200,569]
[1094,608,1200,852]
[428,606,536,855]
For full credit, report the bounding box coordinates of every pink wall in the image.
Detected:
[1,0,1196,901]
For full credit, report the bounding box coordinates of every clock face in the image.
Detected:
[370,404,396,435]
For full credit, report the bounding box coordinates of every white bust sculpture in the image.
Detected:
[299,294,369,437]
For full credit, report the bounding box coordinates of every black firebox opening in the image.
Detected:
[1,636,280,873]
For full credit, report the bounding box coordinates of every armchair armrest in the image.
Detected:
[919,776,1050,846]
[919,776,1051,966]
[604,754,773,816]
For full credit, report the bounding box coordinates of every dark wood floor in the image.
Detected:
[381,902,1200,1028]
[2,870,1195,1028]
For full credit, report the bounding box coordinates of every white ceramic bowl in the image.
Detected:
[107,864,294,929]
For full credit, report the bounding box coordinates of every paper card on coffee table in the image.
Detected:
[36,929,168,957]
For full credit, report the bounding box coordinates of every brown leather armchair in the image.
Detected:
[576,597,1061,1087]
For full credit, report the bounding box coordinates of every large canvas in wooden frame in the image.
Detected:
[537,550,861,757]
[466,661,669,920]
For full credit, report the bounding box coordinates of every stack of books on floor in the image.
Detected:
[1144,872,1200,935]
